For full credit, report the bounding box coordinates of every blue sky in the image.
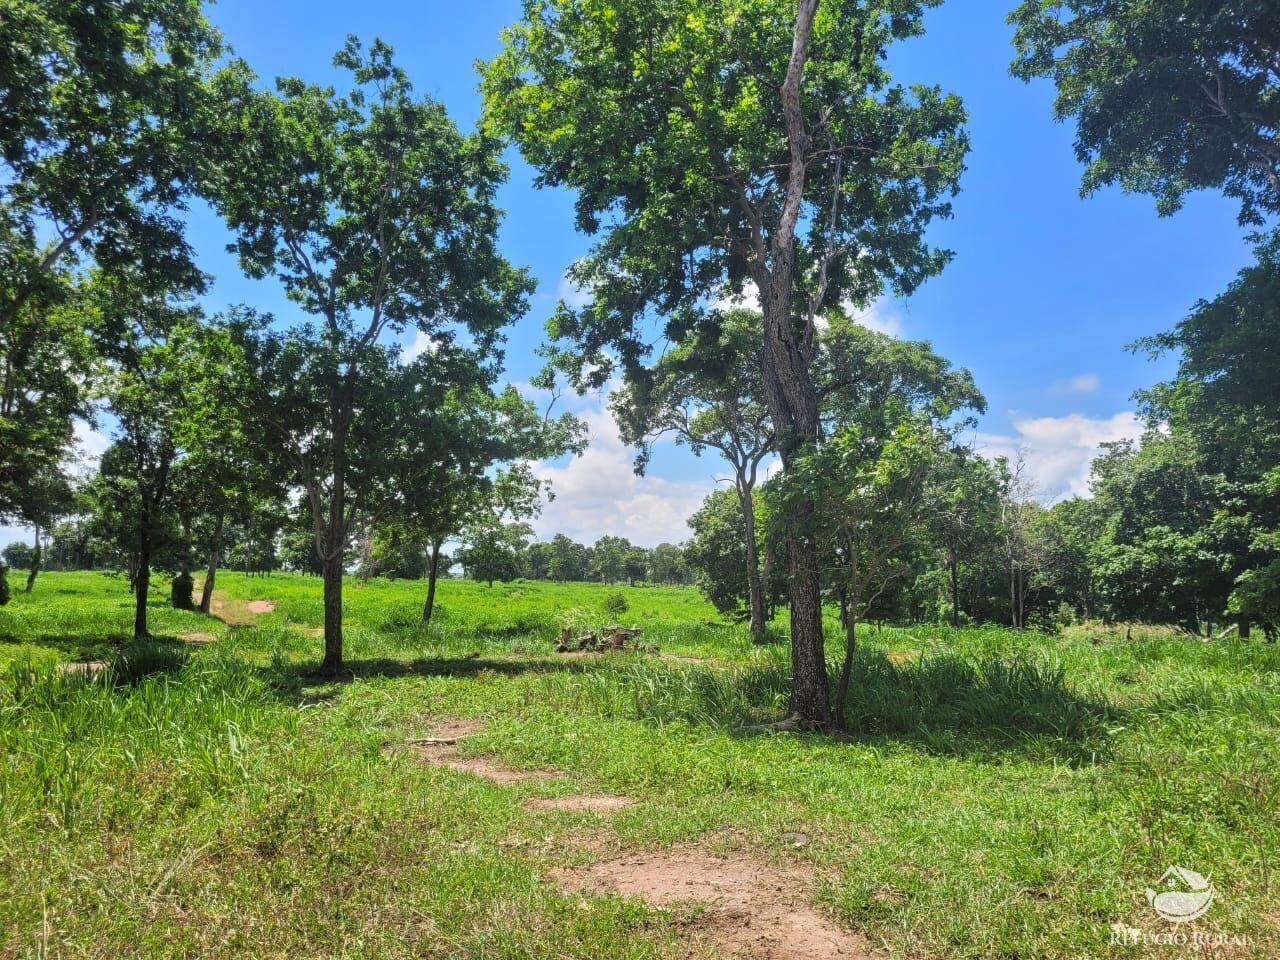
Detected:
[5,1,1259,550]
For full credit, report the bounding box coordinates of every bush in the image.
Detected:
[171,571,194,610]
[602,590,629,617]
[0,563,9,606]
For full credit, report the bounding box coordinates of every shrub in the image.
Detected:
[602,590,629,617]
[0,563,9,606]
[171,571,194,610]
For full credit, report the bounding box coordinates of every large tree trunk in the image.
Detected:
[422,539,443,625]
[1239,615,1252,640]
[738,484,767,639]
[199,514,224,614]
[134,512,151,640]
[755,0,830,727]
[761,308,829,723]
[319,400,349,672]
[23,524,40,593]
[321,549,343,670]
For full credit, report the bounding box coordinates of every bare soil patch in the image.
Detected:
[409,719,559,785]
[208,592,276,627]
[525,795,634,813]
[553,848,872,960]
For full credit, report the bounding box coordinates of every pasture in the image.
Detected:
[1,571,1277,958]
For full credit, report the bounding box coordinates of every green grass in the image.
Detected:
[1,571,1277,958]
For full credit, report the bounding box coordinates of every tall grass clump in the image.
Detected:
[0,648,292,833]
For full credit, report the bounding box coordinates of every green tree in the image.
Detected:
[485,0,967,725]
[0,276,90,529]
[458,520,531,587]
[648,543,689,586]
[592,536,637,584]
[386,381,582,623]
[1,3,221,516]
[929,450,1002,626]
[85,270,204,639]
[207,39,531,670]
[546,534,590,583]
[613,309,773,633]
[173,318,288,611]
[2,542,33,570]
[685,486,785,622]
[800,414,951,726]
[1010,0,1280,225]
[1088,433,1248,633]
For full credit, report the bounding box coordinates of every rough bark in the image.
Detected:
[1239,615,1252,640]
[422,539,442,625]
[321,550,344,671]
[751,0,830,726]
[134,514,151,640]
[199,514,224,614]
[320,409,348,672]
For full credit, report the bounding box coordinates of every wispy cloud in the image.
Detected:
[557,269,594,309]
[1050,373,1100,395]
[519,380,710,548]
[974,410,1143,501]
[846,298,905,338]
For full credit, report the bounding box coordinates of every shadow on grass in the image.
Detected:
[262,653,595,700]
[572,647,1122,764]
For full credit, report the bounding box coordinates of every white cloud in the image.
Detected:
[975,410,1143,501]
[713,280,760,312]
[400,329,439,363]
[528,383,711,548]
[1050,373,1100,395]
[714,283,904,339]
[72,418,109,474]
[557,270,594,309]
[845,298,905,338]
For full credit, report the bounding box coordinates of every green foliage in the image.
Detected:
[205,38,535,667]
[602,590,629,618]
[483,0,968,387]
[646,543,690,586]
[458,520,531,587]
[2,543,32,570]
[685,487,784,619]
[0,1,220,528]
[545,534,591,582]
[1010,0,1280,225]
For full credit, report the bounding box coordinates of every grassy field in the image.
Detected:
[1,570,1277,959]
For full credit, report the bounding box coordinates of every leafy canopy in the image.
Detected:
[1010,0,1280,225]
[482,0,968,384]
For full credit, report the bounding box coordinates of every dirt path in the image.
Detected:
[554,847,872,960]
[525,795,634,813]
[408,719,561,785]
